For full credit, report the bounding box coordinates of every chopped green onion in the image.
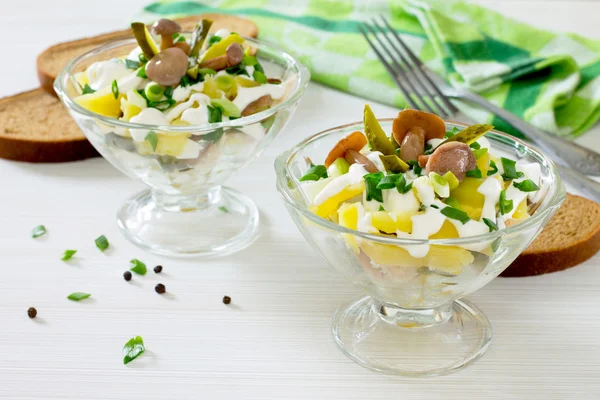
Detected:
[225,64,249,77]
[430,172,449,197]
[469,141,481,150]
[441,206,470,224]
[61,250,77,261]
[445,196,462,210]
[123,336,145,365]
[198,68,217,76]
[364,172,384,202]
[125,59,140,69]
[376,174,401,190]
[177,35,187,43]
[145,131,158,151]
[253,70,267,84]
[81,84,95,95]
[111,80,119,99]
[130,259,147,275]
[67,292,91,301]
[395,175,413,194]
[445,126,460,138]
[499,190,513,215]
[144,82,164,102]
[207,105,223,124]
[513,179,540,192]
[300,165,328,182]
[219,206,229,213]
[138,53,147,64]
[487,160,498,176]
[208,35,222,47]
[473,148,488,160]
[331,158,350,175]
[378,205,385,211]
[242,55,258,66]
[466,168,483,179]
[501,157,524,181]
[210,98,241,118]
[136,67,147,79]
[443,171,459,190]
[430,204,439,209]
[407,160,422,175]
[32,225,46,238]
[95,235,109,251]
[163,86,174,99]
[483,218,498,232]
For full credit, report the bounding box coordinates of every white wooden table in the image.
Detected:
[2,1,600,399]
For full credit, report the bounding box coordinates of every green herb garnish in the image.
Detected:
[67,292,91,301]
[61,250,77,261]
[82,84,96,95]
[407,160,422,175]
[145,131,158,151]
[123,336,145,365]
[424,143,433,155]
[125,59,140,69]
[225,64,249,77]
[198,68,217,76]
[483,218,498,232]
[300,164,328,182]
[501,157,524,181]
[207,105,223,123]
[253,70,267,84]
[487,160,498,176]
[466,168,482,179]
[32,225,46,238]
[130,259,147,275]
[364,172,384,202]
[445,126,460,138]
[111,80,119,99]
[396,175,413,194]
[473,148,488,160]
[95,235,109,252]
[469,141,481,150]
[136,67,147,79]
[208,35,222,47]
[163,86,174,99]
[138,53,147,64]
[177,35,186,43]
[376,173,401,190]
[441,206,470,224]
[499,190,513,215]
[430,204,439,209]
[445,196,462,210]
[513,179,540,192]
[378,205,385,211]
[219,206,229,213]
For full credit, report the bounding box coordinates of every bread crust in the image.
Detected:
[501,194,600,277]
[37,14,259,96]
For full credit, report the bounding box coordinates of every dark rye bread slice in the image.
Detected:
[501,193,600,277]
[0,89,98,162]
[37,14,259,95]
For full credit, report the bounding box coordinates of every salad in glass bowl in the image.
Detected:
[55,18,309,257]
[275,105,565,376]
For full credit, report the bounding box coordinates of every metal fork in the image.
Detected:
[358,17,600,202]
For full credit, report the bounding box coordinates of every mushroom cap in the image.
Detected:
[151,18,182,36]
[145,47,189,86]
[425,142,476,182]
[392,109,446,145]
[226,43,244,67]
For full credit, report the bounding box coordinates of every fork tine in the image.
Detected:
[366,19,439,116]
[357,23,419,110]
[379,16,460,116]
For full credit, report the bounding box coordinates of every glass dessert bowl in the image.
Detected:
[55,19,309,257]
[275,108,565,376]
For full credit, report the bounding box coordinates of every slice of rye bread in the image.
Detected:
[37,13,259,95]
[0,89,99,162]
[501,193,600,277]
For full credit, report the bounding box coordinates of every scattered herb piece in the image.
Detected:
[424,143,433,155]
[430,204,440,209]
[82,84,96,95]
[123,336,145,365]
[155,283,166,294]
[219,206,230,213]
[501,157,524,181]
[253,70,267,84]
[499,190,514,215]
[130,259,147,275]
[225,64,249,77]
[395,174,413,194]
[483,218,498,232]
[445,126,460,138]
[111,80,119,99]
[177,35,186,43]
[32,225,46,238]
[153,265,163,274]
[376,173,401,189]
[207,105,223,123]
[445,196,462,210]
[469,141,481,150]
[138,53,147,64]
[513,179,540,192]
[61,250,77,261]
[123,271,132,281]
[27,307,37,319]
[299,164,328,182]
[466,168,482,179]
[145,131,158,151]
[125,59,140,69]
[441,206,470,224]
[407,160,422,175]
[223,296,231,305]
[163,86,174,99]
[136,67,147,79]
[487,160,498,176]
[95,235,109,251]
[363,172,384,202]
[208,35,222,47]
[67,292,91,301]
[378,205,385,211]
[473,148,488,160]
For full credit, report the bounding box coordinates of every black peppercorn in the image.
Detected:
[27,307,37,318]
[153,265,163,274]
[123,271,132,281]
[222,296,231,305]
[155,283,166,294]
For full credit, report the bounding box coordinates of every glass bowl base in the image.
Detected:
[332,296,492,377]
[117,187,259,258]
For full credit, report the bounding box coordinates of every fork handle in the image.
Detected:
[459,91,600,176]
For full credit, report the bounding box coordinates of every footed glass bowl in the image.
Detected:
[275,120,565,376]
[55,36,309,257]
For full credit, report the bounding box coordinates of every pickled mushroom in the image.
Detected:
[324,131,367,168]
[145,47,189,86]
[392,109,446,162]
[152,18,182,50]
[425,142,476,182]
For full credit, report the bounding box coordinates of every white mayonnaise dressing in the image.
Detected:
[450,219,489,238]
[165,93,211,122]
[180,107,209,125]
[214,28,231,38]
[313,164,369,206]
[412,176,435,206]
[477,176,503,221]
[172,81,204,102]
[357,208,377,234]
[233,85,286,112]
[362,192,381,212]
[427,138,444,151]
[87,60,131,90]
[129,108,169,141]
[404,169,420,183]
[383,189,420,215]
[365,151,385,171]
[403,210,447,257]
[124,90,147,109]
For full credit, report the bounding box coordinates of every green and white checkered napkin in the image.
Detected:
[138,0,600,139]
